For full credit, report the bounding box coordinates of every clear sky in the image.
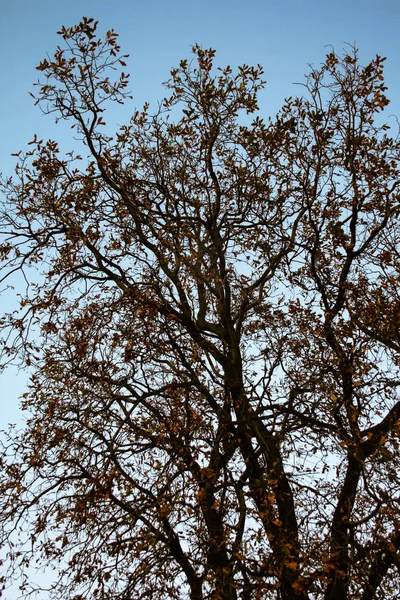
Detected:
[2,0,400,172]
[0,0,400,595]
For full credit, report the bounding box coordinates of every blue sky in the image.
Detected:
[2,0,400,174]
[0,0,399,594]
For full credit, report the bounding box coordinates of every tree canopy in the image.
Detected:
[1,17,400,600]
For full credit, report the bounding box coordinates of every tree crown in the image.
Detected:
[1,18,400,600]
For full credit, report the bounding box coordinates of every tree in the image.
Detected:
[0,16,400,600]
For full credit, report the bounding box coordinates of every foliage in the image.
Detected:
[1,17,400,600]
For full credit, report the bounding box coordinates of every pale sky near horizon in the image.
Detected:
[1,0,400,596]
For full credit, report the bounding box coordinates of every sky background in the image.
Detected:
[1,0,400,596]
